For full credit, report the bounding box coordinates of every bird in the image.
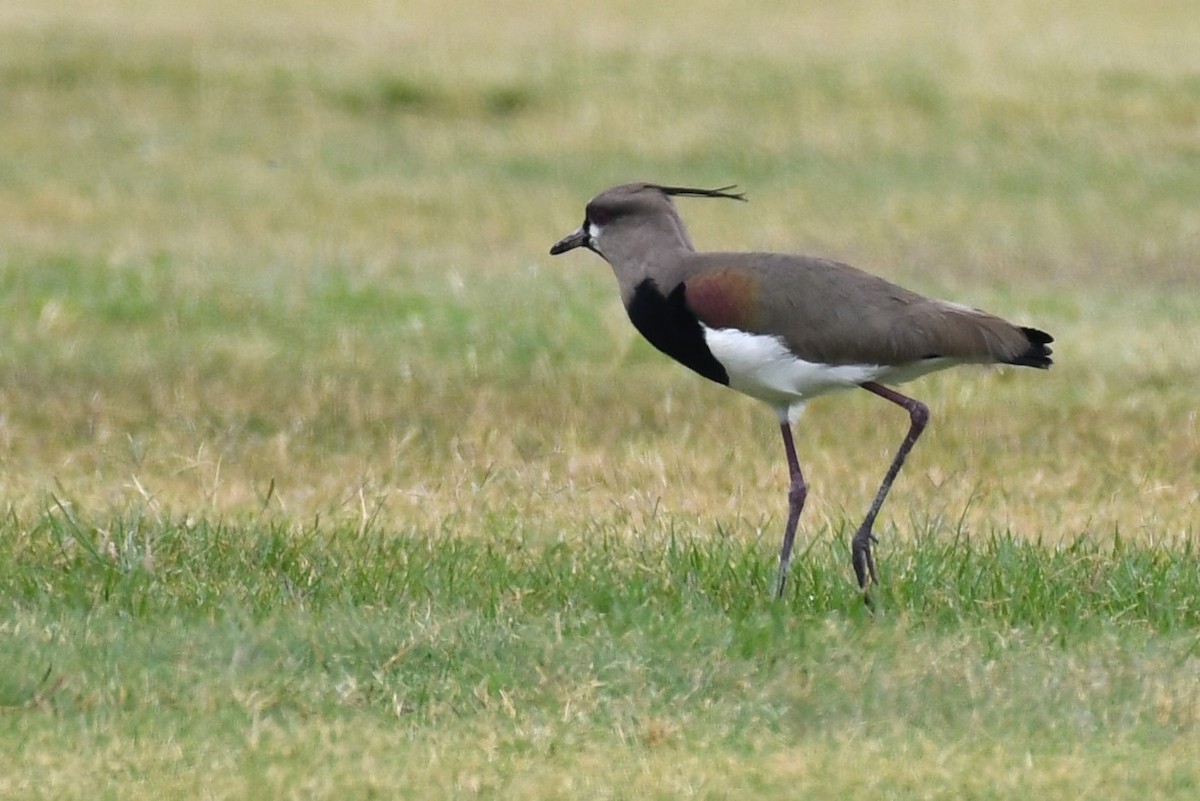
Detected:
[549,182,1053,600]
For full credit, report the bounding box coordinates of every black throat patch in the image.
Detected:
[625,278,730,386]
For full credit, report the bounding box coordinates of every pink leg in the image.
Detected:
[775,420,808,598]
[852,382,929,591]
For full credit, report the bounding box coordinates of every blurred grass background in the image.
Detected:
[1,0,1197,539]
[1,0,1199,797]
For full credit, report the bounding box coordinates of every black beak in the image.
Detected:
[549,226,589,255]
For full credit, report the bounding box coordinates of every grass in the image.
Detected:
[3,509,1200,797]
[2,0,1200,797]
[6,500,1200,629]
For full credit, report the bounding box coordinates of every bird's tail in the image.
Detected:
[1005,327,1054,369]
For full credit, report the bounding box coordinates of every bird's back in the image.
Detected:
[670,251,1050,369]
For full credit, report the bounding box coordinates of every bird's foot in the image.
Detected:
[851,528,879,592]
[774,558,790,600]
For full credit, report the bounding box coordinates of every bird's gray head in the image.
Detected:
[549,182,746,261]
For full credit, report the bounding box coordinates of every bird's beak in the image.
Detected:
[549,226,589,255]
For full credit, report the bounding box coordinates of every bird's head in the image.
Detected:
[549,182,746,261]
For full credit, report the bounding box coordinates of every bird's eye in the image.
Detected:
[587,205,612,226]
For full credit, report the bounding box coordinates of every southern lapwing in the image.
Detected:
[550,182,1053,600]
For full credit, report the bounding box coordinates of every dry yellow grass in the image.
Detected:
[2,0,1198,551]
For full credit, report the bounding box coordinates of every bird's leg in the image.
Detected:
[852,382,930,592]
[775,420,808,598]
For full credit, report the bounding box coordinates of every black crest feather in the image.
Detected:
[653,184,748,202]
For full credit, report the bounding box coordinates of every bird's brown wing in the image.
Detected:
[681,253,1039,366]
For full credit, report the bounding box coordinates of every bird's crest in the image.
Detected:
[652,184,748,202]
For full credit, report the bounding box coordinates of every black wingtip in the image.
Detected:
[1007,326,1054,369]
[654,184,748,202]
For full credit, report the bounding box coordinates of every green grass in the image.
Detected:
[2,0,1200,797]
[3,508,1200,797]
[7,501,1199,627]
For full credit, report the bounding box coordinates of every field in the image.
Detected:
[2,0,1199,797]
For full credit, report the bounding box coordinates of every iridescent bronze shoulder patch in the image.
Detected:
[684,268,761,331]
